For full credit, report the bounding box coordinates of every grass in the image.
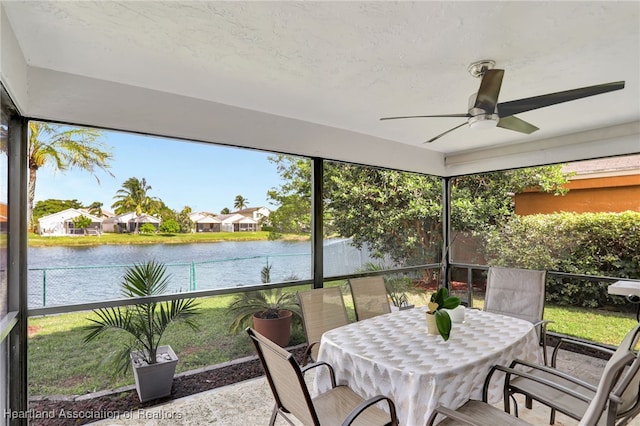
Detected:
[28,282,637,397]
[27,231,307,247]
[28,290,308,396]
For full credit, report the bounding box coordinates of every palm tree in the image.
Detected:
[86,201,103,217]
[234,195,248,210]
[28,121,113,229]
[111,177,159,233]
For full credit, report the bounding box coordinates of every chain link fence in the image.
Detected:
[28,241,388,308]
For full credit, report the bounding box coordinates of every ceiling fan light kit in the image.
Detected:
[468,114,499,130]
[380,60,625,144]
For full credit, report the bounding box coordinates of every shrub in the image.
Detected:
[159,219,180,234]
[139,223,157,234]
[485,211,640,308]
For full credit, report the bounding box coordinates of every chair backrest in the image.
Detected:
[349,276,392,321]
[579,322,640,425]
[484,267,547,324]
[246,327,319,425]
[298,287,350,360]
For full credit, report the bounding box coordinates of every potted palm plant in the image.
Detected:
[227,287,301,347]
[83,260,200,402]
[385,276,423,310]
[425,287,460,341]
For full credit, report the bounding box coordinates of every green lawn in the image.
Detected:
[28,231,307,247]
[27,290,309,396]
[28,285,636,397]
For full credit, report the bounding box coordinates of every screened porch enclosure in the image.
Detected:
[1,1,639,424]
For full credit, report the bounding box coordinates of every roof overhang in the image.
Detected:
[1,2,638,177]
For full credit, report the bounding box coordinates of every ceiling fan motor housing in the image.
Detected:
[467,92,499,129]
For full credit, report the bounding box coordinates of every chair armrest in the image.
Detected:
[551,337,615,368]
[342,394,398,426]
[491,364,595,404]
[532,319,554,328]
[508,359,597,392]
[426,405,479,426]
[302,341,320,365]
[301,361,336,388]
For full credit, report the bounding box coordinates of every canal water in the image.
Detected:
[28,238,380,308]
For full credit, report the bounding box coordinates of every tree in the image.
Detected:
[325,162,443,264]
[266,156,312,235]
[32,199,83,223]
[28,121,113,229]
[72,215,93,235]
[450,167,569,232]
[86,201,103,217]
[234,195,248,210]
[111,177,160,233]
[176,206,194,233]
[267,154,569,267]
[220,207,230,214]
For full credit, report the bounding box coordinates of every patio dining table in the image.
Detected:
[313,307,541,426]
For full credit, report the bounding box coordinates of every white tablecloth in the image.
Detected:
[314,307,541,426]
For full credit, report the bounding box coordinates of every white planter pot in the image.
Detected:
[131,345,178,402]
[443,305,466,323]
[425,312,439,335]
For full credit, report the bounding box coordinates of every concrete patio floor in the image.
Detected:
[90,348,640,426]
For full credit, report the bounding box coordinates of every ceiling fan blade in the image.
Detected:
[474,69,504,112]
[380,114,469,120]
[424,122,467,144]
[497,116,539,134]
[497,81,625,118]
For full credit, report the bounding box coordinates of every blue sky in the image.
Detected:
[34,130,284,214]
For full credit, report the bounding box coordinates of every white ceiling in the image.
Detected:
[1,1,639,176]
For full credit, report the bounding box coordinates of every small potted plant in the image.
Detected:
[227,287,301,347]
[425,287,460,341]
[83,260,200,402]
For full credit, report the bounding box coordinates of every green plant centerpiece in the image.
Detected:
[426,287,461,341]
[227,287,301,347]
[83,260,200,402]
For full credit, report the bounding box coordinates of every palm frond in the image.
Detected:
[83,260,201,366]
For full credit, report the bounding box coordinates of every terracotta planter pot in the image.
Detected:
[252,310,293,347]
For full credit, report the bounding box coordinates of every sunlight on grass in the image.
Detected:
[28,231,307,247]
[544,304,636,346]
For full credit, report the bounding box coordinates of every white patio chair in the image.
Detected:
[427,324,640,425]
[485,266,552,364]
[297,286,350,364]
[349,276,391,321]
[247,327,398,426]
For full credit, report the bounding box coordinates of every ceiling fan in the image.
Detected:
[380,60,625,144]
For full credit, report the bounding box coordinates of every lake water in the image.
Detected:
[28,238,379,308]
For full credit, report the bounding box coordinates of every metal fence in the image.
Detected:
[27,240,391,308]
[27,253,311,308]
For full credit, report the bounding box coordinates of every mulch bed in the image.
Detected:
[27,346,307,426]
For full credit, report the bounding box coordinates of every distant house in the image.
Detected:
[37,208,103,236]
[217,213,258,232]
[189,212,221,232]
[102,211,161,233]
[232,207,270,224]
[515,155,640,215]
